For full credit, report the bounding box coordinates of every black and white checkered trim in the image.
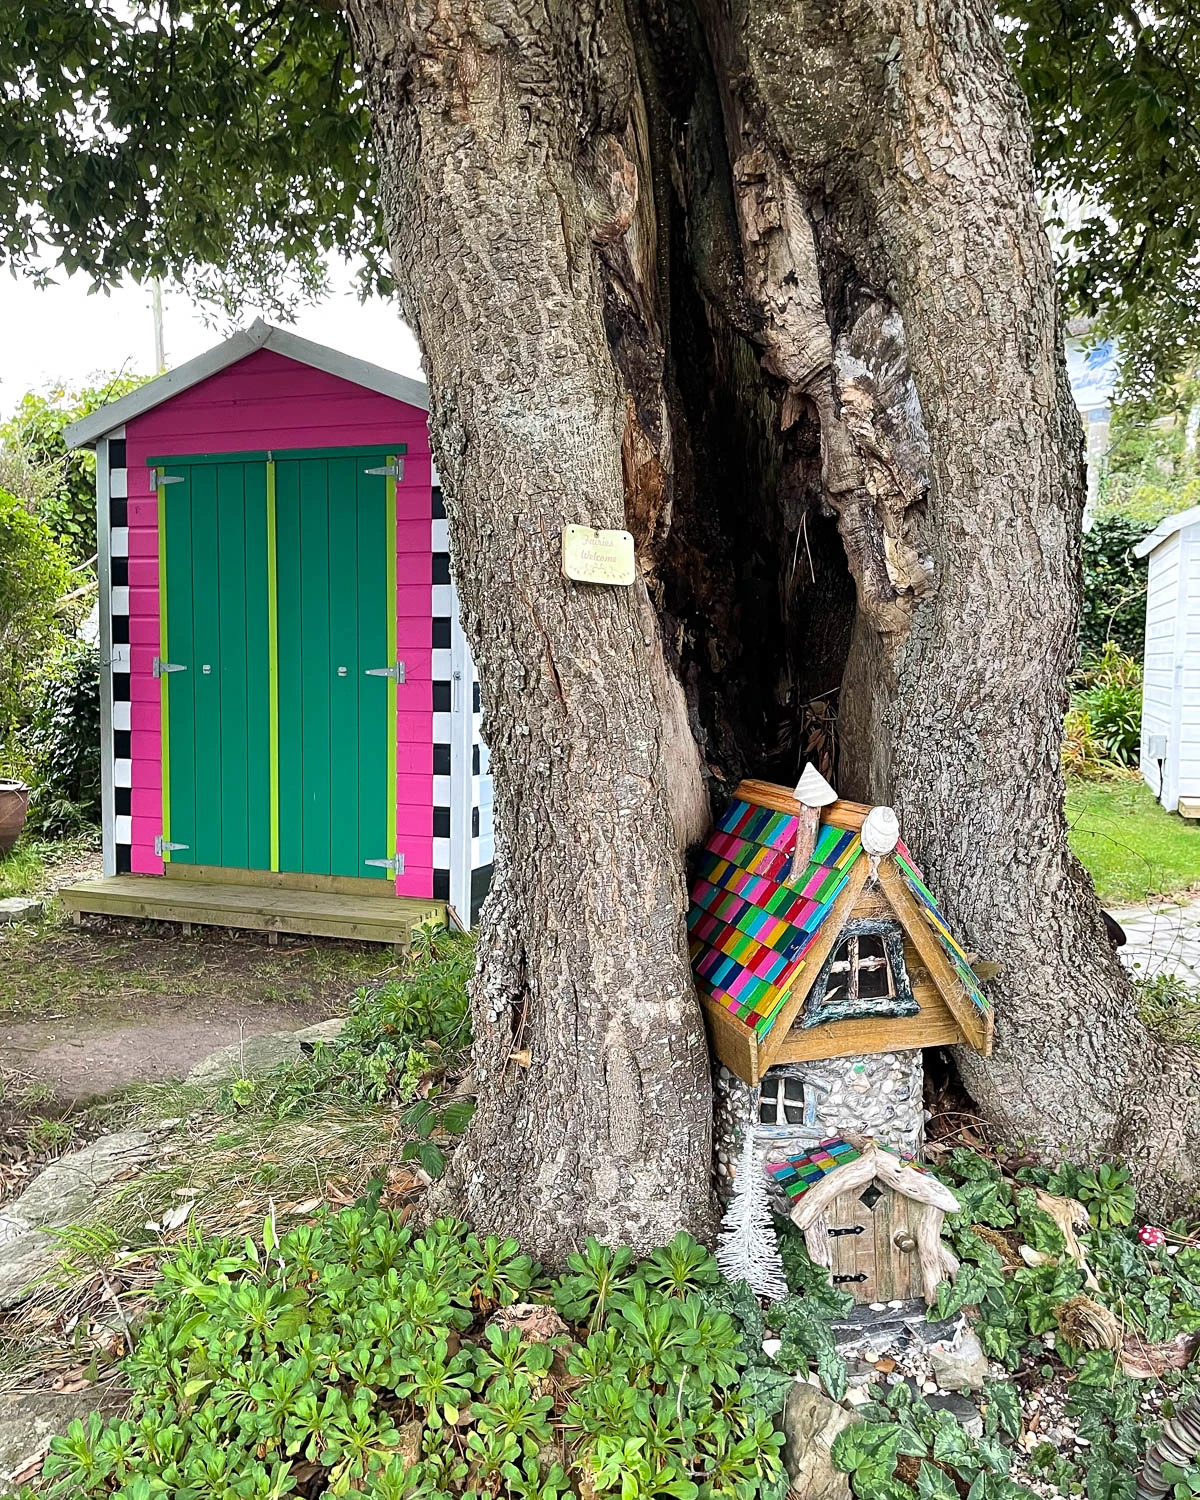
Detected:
[99,432,133,875]
[430,483,493,926]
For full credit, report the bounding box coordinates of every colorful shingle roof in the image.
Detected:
[687,793,989,1041]
[766,1138,863,1201]
[687,800,862,1037]
[893,847,988,1016]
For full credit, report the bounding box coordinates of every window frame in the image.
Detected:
[796,918,918,1029]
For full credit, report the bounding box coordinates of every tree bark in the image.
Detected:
[712,0,1200,1203]
[342,0,1200,1242]
[342,0,715,1259]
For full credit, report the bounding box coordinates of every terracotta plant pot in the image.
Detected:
[0,781,30,855]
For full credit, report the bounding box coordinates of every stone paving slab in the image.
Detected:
[1108,894,1200,986]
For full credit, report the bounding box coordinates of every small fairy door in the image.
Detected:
[827,1184,921,1304]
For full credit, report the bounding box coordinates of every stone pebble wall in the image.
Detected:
[713,1050,925,1201]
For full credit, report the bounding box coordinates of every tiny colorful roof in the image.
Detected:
[767,1137,926,1204]
[687,793,988,1040]
[767,1138,864,1202]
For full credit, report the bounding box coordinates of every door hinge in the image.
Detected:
[832,1273,868,1284]
[155,835,189,856]
[829,1225,866,1239]
[156,473,185,485]
[153,658,187,678]
[365,461,405,479]
[365,855,406,873]
[364,662,406,683]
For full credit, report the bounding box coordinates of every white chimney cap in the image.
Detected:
[794,763,838,808]
[861,805,900,856]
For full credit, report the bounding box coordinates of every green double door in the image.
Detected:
[156,447,400,882]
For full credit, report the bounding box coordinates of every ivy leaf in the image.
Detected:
[440,1099,476,1135]
[918,1460,961,1499]
[1073,1349,1118,1387]
[983,1377,1021,1439]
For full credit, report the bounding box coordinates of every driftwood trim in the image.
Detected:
[734,781,872,830]
[915,1205,956,1306]
[789,1143,961,1229]
[803,1210,832,1270]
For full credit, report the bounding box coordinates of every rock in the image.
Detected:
[184,1019,348,1083]
[929,1328,989,1393]
[292,1018,349,1047]
[395,1418,423,1469]
[0,898,41,926]
[0,1387,128,1492]
[185,1031,306,1085]
[0,1230,63,1312]
[782,1382,860,1500]
[10,1131,158,1231]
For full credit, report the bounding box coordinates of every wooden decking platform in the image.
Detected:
[59,875,446,946]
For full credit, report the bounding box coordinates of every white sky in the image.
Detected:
[0,260,424,410]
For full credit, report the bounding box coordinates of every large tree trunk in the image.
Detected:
[342,0,715,1259]
[344,0,1200,1247]
[708,0,1200,1198]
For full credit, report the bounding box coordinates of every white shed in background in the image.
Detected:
[1136,505,1200,816]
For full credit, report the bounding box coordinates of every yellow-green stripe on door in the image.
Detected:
[157,468,172,859]
[266,460,280,872]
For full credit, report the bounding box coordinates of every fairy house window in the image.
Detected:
[800,919,918,1029]
[757,1074,806,1126]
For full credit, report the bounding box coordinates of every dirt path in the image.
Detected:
[0,997,338,1101]
[0,839,400,1102]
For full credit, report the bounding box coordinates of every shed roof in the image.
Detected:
[65,318,429,451]
[687,782,990,1052]
[1133,504,1200,559]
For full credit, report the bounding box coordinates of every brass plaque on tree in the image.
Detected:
[561,525,636,586]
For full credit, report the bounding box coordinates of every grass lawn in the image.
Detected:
[1066,776,1200,906]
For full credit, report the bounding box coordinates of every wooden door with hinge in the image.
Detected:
[827,1184,921,1303]
[273,449,399,881]
[155,446,403,882]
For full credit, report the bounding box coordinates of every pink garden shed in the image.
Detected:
[61,320,493,942]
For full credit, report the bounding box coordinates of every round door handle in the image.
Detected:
[894,1232,916,1253]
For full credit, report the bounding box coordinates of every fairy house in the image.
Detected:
[686,774,992,1191]
[768,1137,962,1305]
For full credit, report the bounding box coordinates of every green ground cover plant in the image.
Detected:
[27,1218,789,1500]
[216,925,476,1178]
[1066,778,1200,905]
[22,1143,1200,1500]
[1136,973,1200,1046]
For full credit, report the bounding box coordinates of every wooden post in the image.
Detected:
[792,764,838,870]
